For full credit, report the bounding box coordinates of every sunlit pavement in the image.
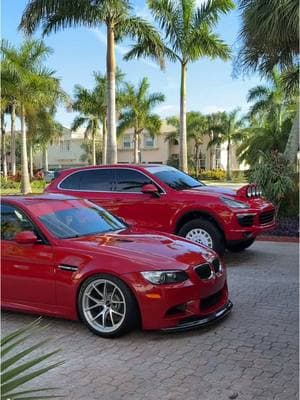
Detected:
[2,241,298,400]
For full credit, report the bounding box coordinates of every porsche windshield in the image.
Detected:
[39,206,125,239]
[146,166,204,190]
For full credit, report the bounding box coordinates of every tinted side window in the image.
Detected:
[60,172,81,189]
[115,169,152,192]
[79,169,113,191]
[1,204,35,241]
[60,170,113,191]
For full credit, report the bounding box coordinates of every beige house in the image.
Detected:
[33,121,246,171]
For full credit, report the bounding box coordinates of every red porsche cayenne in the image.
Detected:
[46,164,276,255]
[1,194,232,338]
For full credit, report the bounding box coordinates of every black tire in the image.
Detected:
[226,238,255,252]
[178,217,225,255]
[78,274,139,338]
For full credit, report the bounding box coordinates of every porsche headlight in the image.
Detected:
[141,270,188,284]
[220,196,249,209]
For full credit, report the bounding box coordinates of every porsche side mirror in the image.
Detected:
[15,231,38,245]
[141,184,160,197]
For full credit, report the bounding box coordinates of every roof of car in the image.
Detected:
[1,193,78,204]
[55,163,165,174]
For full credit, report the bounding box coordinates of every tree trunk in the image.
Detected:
[102,118,107,164]
[209,130,215,169]
[195,142,200,178]
[29,141,34,178]
[43,146,48,170]
[226,139,231,181]
[1,112,7,181]
[92,131,96,166]
[283,109,299,164]
[20,104,31,194]
[106,23,117,164]
[179,63,188,173]
[11,101,16,176]
[133,131,139,163]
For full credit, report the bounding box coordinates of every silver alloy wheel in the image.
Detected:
[82,279,126,333]
[185,228,213,248]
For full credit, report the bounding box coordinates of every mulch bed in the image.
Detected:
[257,235,299,243]
[257,216,299,243]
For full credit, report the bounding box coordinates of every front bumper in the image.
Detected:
[161,300,233,332]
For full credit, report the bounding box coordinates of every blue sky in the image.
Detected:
[2,0,263,128]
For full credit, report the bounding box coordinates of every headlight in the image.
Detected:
[220,196,249,209]
[141,270,188,285]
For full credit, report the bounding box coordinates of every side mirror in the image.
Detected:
[141,183,160,197]
[15,231,38,245]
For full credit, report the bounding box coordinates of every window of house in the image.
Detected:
[215,145,221,169]
[143,134,155,148]
[199,152,206,169]
[123,135,132,149]
[60,140,71,152]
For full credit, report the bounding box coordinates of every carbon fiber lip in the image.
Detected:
[161,300,233,333]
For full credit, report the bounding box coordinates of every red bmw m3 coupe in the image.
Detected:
[1,194,232,338]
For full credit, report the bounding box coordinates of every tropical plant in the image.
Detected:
[1,39,65,193]
[1,318,64,400]
[237,0,299,164]
[118,77,164,163]
[20,0,163,165]
[80,139,102,165]
[72,86,102,166]
[237,72,297,167]
[166,112,208,177]
[125,0,234,172]
[248,151,296,215]
[208,109,243,180]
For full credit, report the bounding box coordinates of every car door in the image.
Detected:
[110,168,174,232]
[1,203,56,308]
[57,168,115,211]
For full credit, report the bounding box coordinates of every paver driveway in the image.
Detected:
[2,241,299,400]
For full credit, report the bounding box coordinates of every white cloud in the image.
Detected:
[90,28,160,70]
[195,0,209,6]
[155,104,178,116]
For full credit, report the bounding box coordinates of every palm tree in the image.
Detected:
[166,112,208,177]
[72,86,102,166]
[237,73,297,167]
[208,109,242,180]
[237,0,299,164]
[1,39,64,193]
[125,0,234,172]
[118,77,165,163]
[20,0,163,165]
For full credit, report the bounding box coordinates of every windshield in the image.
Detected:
[147,166,205,190]
[39,206,126,239]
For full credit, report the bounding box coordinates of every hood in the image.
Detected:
[64,230,215,271]
[184,185,237,197]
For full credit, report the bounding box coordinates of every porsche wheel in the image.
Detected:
[78,274,138,338]
[178,218,225,255]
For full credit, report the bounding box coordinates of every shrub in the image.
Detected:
[198,169,226,181]
[248,151,298,217]
[0,178,20,190]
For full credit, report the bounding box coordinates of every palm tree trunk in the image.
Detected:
[226,139,231,181]
[20,104,31,194]
[102,118,107,164]
[29,140,34,179]
[283,109,299,164]
[106,24,117,164]
[133,131,139,163]
[195,143,200,178]
[1,112,7,181]
[92,131,96,166]
[11,101,16,176]
[209,130,215,169]
[180,62,188,173]
[43,146,48,170]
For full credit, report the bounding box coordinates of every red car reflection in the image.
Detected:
[1,194,232,338]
